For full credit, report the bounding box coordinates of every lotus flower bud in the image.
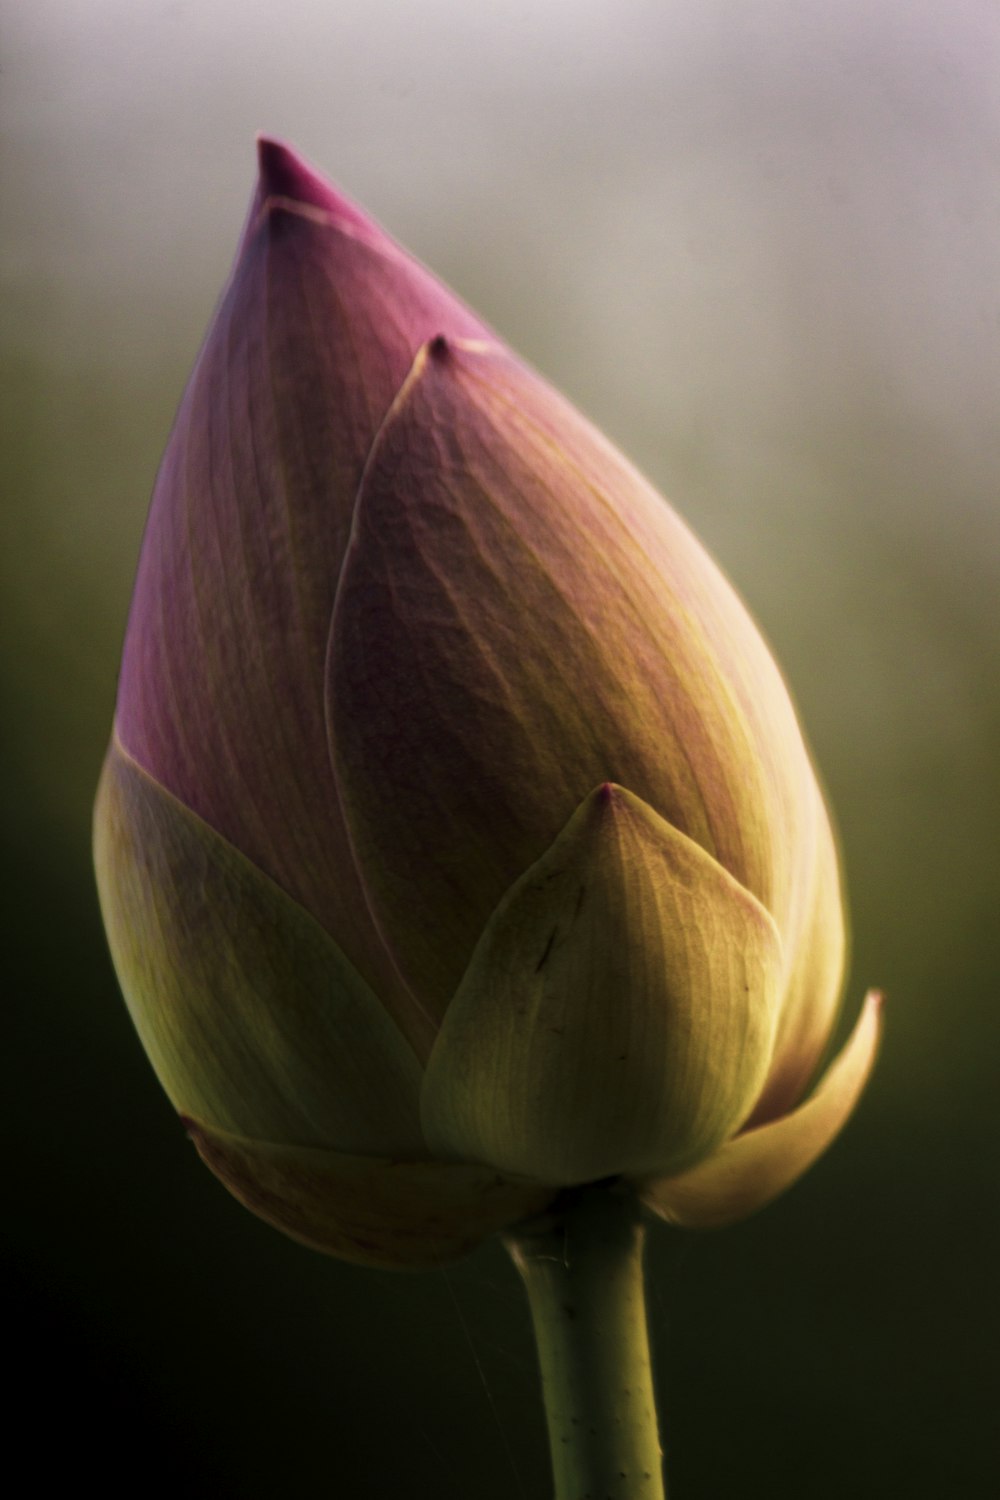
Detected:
[94,139,881,1269]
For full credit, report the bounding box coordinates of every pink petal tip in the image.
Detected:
[255,134,373,236]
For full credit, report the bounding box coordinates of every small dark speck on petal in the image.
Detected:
[535,927,558,972]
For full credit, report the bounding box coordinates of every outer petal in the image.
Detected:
[750,791,847,1124]
[639,991,883,1229]
[327,337,821,1016]
[115,140,492,1055]
[94,737,426,1156]
[420,784,784,1185]
[183,1118,554,1270]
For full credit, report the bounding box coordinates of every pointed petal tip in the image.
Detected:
[592,780,627,811]
[254,134,374,236]
[587,782,644,826]
[255,134,329,206]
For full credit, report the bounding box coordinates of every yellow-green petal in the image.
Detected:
[752,793,847,1124]
[184,1117,555,1269]
[639,990,883,1229]
[421,784,784,1186]
[94,737,426,1155]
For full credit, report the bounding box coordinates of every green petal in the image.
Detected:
[94,738,426,1155]
[184,1117,555,1269]
[421,784,784,1185]
[640,990,883,1229]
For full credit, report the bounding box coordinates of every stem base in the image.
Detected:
[504,1180,665,1500]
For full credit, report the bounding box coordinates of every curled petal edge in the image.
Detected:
[638,990,883,1230]
[182,1117,556,1270]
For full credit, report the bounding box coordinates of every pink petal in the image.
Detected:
[116,141,492,1050]
[327,337,822,1014]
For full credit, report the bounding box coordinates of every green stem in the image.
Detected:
[504,1179,665,1500]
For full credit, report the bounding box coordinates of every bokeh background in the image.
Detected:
[4,2,998,1495]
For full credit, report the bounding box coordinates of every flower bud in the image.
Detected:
[94,138,880,1268]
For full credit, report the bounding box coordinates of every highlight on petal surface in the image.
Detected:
[748,795,847,1126]
[184,1118,555,1270]
[421,784,784,1185]
[639,991,883,1230]
[94,738,426,1156]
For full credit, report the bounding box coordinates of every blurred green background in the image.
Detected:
[4,2,997,1495]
